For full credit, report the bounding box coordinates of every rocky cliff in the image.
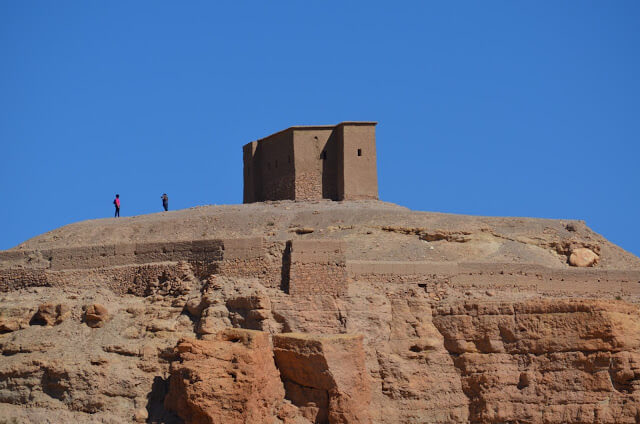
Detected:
[1,200,639,423]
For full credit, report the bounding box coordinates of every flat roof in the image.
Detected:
[254,121,377,144]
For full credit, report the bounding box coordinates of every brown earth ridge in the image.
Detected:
[1,200,640,423]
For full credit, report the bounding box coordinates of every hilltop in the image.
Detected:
[1,201,639,423]
[9,200,640,270]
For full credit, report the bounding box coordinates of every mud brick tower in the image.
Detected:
[243,122,378,202]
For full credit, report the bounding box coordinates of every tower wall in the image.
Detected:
[292,128,334,201]
[243,122,378,203]
[243,129,295,202]
[338,123,378,200]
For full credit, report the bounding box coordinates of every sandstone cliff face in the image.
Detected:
[432,300,640,423]
[165,329,292,424]
[163,329,371,424]
[1,201,640,423]
[273,333,371,424]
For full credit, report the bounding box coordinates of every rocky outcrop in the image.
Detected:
[164,329,372,424]
[569,247,599,267]
[30,303,70,326]
[0,306,30,333]
[431,300,640,423]
[371,296,469,423]
[160,298,640,424]
[273,333,371,424]
[165,329,300,424]
[83,303,109,328]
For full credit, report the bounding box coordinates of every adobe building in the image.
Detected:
[243,121,378,202]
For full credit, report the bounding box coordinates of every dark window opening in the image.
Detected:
[357,148,362,156]
[267,162,270,170]
[275,160,278,168]
[288,155,291,163]
[321,151,327,160]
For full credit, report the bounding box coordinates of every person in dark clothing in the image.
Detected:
[114,194,120,217]
[161,193,168,211]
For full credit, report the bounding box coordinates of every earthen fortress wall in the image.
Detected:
[0,239,348,297]
[1,239,639,297]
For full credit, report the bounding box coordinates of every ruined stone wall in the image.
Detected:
[0,237,297,294]
[0,269,49,292]
[217,238,285,288]
[0,263,192,295]
[347,260,640,296]
[289,240,347,297]
[0,240,223,271]
[3,241,639,297]
[0,239,234,292]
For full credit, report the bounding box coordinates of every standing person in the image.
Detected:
[161,193,169,211]
[113,194,120,217]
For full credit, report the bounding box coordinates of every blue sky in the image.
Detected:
[1,2,639,257]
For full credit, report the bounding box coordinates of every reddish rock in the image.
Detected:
[83,304,109,328]
[431,299,640,423]
[30,303,70,326]
[1,306,33,332]
[165,329,302,424]
[273,333,372,424]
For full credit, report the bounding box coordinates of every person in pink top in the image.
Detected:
[113,194,120,217]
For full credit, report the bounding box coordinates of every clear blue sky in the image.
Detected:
[1,2,639,257]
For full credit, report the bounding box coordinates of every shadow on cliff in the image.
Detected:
[146,376,183,424]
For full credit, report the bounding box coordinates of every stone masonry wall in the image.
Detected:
[0,269,49,292]
[347,261,640,296]
[289,240,346,297]
[262,174,295,202]
[294,171,323,201]
[217,238,286,288]
[0,240,223,271]
[0,239,254,292]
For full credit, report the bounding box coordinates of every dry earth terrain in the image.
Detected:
[1,200,639,423]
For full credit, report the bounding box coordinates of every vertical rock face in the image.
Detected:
[431,300,640,423]
[273,333,371,424]
[372,297,469,423]
[165,329,290,424]
[165,329,372,424]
